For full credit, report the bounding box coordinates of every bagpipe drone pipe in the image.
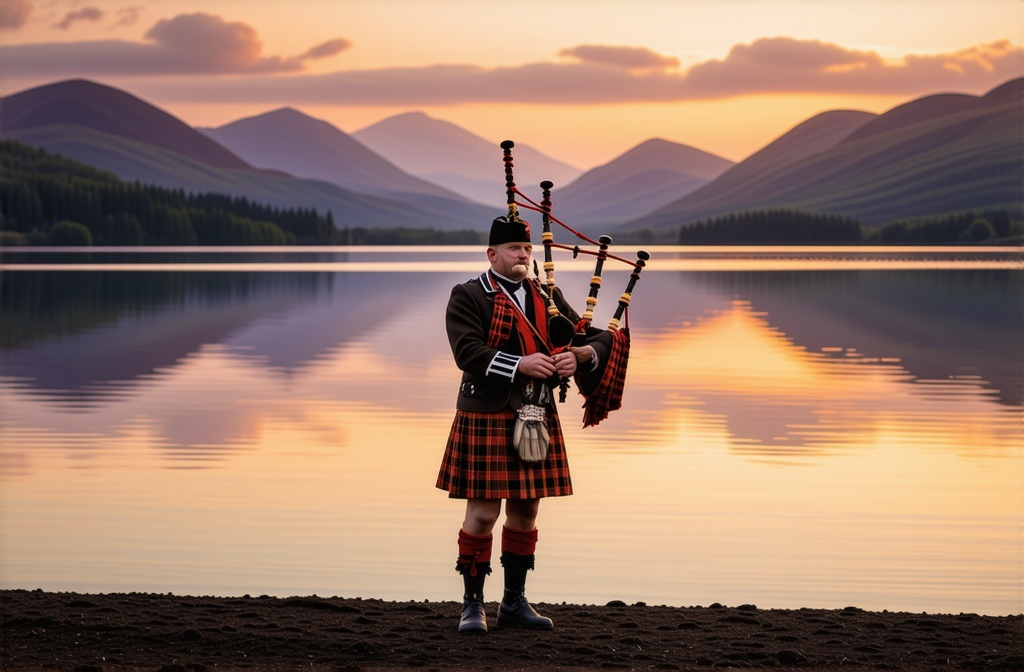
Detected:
[499,140,650,428]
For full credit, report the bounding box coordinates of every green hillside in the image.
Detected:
[0,140,337,245]
[627,78,1023,232]
[763,92,1020,223]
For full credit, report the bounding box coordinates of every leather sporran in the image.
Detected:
[513,403,549,462]
[513,382,550,462]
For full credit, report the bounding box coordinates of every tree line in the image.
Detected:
[864,210,1020,244]
[336,227,484,245]
[680,208,1023,245]
[1,141,339,246]
[680,210,862,244]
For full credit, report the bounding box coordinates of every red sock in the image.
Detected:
[502,525,538,556]
[456,528,491,565]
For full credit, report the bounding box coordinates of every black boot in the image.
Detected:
[497,552,553,630]
[457,559,490,634]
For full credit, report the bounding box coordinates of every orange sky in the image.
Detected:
[1,0,1020,168]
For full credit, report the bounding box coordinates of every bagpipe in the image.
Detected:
[499,140,650,428]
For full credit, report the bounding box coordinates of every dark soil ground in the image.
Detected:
[2,590,1021,671]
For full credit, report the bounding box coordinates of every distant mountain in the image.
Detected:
[353,112,583,206]
[0,79,252,171]
[201,108,470,202]
[621,110,875,231]
[548,138,734,227]
[625,78,1022,231]
[0,80,494,231]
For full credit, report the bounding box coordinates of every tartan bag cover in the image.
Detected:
[581,327,630,428]
[436,280,573,499]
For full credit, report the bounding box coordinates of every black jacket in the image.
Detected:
[446,272,613,413]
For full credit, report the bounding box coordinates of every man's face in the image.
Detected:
[488,242,532,281]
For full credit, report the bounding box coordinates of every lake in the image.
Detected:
[1,245,1021,616]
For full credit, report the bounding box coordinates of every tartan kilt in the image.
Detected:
[436,407,573,499]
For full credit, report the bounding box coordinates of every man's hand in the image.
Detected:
[553,350,577,377]
[570,345,596,365]
[518,352,557,379]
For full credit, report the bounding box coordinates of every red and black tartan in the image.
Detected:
[435,407,572,499]
[582,328,630,428]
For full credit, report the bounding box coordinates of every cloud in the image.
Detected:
[291,37,352,62]
[141,13,295,73]
[1,12,346,76]
[681,37,1023,97]
[150,61,683,106]
[148,38,1021,107]
[559,45,680,71]
[110,6,144,29]
[0,0,32,30]
[53,7,104,31]
[2,33,1019,103]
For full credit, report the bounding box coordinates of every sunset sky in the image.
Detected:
[1,0,1020,168]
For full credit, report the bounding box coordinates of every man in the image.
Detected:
[436,214,613,634]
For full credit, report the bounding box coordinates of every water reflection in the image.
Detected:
[630,299,1018,460]
[691,270,1022,406]
[2,269,455,465]
[0,252,1020,615]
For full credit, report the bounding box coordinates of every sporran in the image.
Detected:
[513,382,550,462]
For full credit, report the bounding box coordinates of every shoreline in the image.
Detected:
[2,589,1021,671]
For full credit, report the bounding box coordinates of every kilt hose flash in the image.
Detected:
[436,407,572,499]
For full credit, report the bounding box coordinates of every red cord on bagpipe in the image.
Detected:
[510,187,641,267]
[510,186,598,246]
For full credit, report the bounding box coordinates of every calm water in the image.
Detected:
[1,246,1021,616]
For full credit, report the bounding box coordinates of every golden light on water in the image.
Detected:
[647,301,828,390]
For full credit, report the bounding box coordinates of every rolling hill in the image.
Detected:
[0,80,494,231]
[200,109,471,202]
[352,112,582,206]
[1,79,253,171]
[547,138,734,227]
[625,78,1022,231]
